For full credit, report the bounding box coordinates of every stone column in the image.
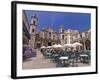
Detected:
[68,34,71,44]
[83,40,86,51]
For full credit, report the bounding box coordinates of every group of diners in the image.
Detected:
[40,48,91,67]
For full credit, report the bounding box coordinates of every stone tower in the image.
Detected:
[29,14,38,49]
[59,25,65,45]
[30,14,38,34]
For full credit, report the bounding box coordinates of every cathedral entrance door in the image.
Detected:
[48,42,51,46]
[36,43,41,48]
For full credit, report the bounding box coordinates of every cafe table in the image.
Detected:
[46,52,52,55]
[80,54,89,63]
[80,54,88,57]
[59,56,69,66]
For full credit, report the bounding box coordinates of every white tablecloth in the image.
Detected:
[59,56,68,60]
[80,54,88,57]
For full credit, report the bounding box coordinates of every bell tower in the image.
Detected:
[29,14,38,49]
[30,14,38,34]
[59,25,65,45]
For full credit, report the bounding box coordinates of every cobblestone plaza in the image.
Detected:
[22,10,91,69]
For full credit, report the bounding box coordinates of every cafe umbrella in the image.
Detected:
[41,46,46,49]
[63,43,75,47]
[73,42,83,47]
[52,44,63,48]
[72,42,83,51]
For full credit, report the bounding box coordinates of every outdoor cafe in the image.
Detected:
[40,42,91,67]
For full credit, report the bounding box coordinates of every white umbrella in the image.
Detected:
[56,44,63,48]
[52,44,58,48]
[52,44,63,48]
[47,46,52,48]
[63,43,75,47]
[73,42,83,46]
[41,46,46,49]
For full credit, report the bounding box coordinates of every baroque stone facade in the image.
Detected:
[59,25,81,45]
[29,15,91,50]
[34,28,60,48]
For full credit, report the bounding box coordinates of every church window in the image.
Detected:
[62,29,64,33]
[49,32,51,37]
[53,35,55,40]
[33,20,36,25]
[32,29,34,32]
[62,35,64,40]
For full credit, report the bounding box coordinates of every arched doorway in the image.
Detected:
[80,41,84,50]
[36,42,41,48]
[48,42,52,46]
[85,39,91,50]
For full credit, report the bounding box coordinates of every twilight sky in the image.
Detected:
[24,10,91,32]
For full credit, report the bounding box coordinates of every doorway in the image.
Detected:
[48,42,51,46]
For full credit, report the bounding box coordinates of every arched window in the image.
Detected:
[53,35,55,40]
[62,29,64,33]
[33,20,36,25]
[49,32,51,37]
[85,40,91,50]
[62,35,64,40]
[32,29,34,32]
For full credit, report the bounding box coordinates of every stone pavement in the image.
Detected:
[22,49,90,69]
[22,49,56,69]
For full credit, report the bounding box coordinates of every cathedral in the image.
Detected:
[27,14,91,50]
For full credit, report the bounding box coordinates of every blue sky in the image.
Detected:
[24,10,91,32]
